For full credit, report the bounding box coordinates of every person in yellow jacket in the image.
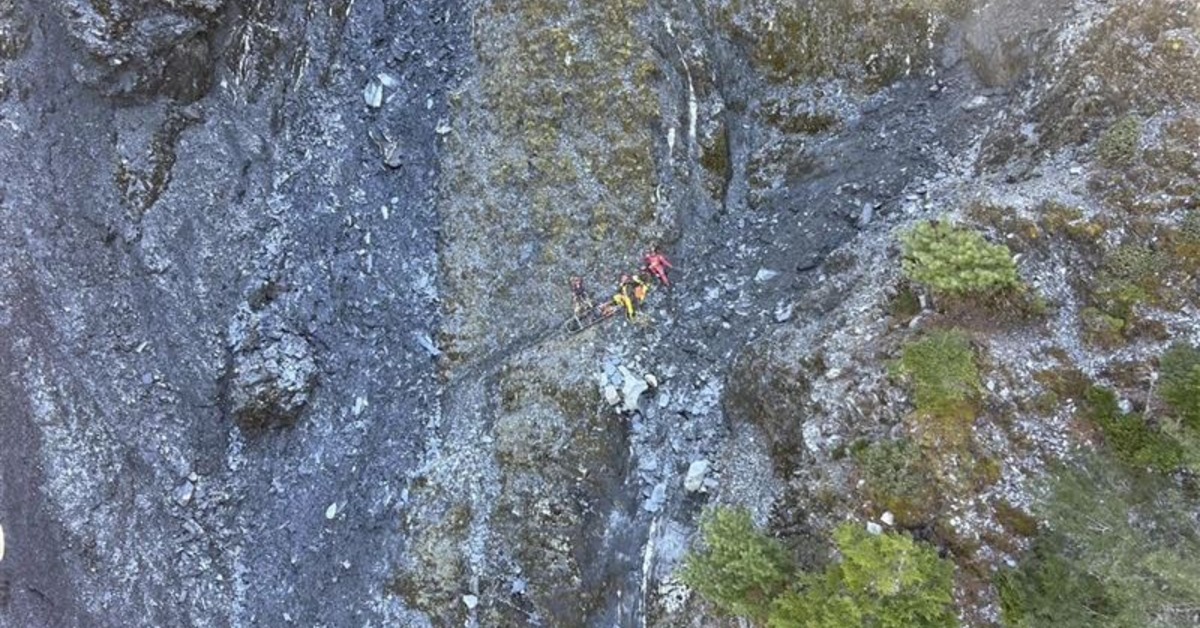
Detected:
[614,274,651,320]
[613,291,635,320]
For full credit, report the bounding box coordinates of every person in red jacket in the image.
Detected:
[643,250,673,287]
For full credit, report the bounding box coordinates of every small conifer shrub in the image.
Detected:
[768,524,956,628]
[901,220,1020,295]
[679,507,793,620]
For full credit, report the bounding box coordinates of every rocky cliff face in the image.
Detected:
[0,0,464,625]
[1,0,1197,626]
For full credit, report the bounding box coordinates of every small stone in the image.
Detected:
[363,80,383,108]
[644,373,658,389]
[619,366,649,413]
[774,302,794,323]
[462,594,478,610]
[754,268,780,283]
[644,483,667,513]
[352,396,368,416]
[414,331,441,357]
[603,385,621,406]
[961,95,988,111]
[184,519,205,537]
[684,460,711,492]
[866,521,883,535]
[510,578,527,596]
[228,315,318,430]
[881,511,895,526]
[325,502,338,520]
[856,203,874,228]
[174,481,195,507]
[1069,166,1083,175]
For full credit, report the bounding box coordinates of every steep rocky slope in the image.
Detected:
[0,0,465,625]
[0,0,1197,626]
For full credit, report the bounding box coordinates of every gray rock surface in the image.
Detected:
[2,0,1190,626]
[0,0,466,625]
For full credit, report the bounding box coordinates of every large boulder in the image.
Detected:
[226,307,318,431]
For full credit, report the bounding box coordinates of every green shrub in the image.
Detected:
[1106,244,1166,283]
[901,221,1020,295]
[993,501,1038,538]
[853,439,940,526]
[679,507,793,620]
[996,534,1119,627]
[1021,455,1200,627]
[893,330,981,445]
[1097,116,1141,166]
[1080,306,1127,346]
[1181,210,1200,242]
[768,524,956,628]
[1160,343,1200,430]
[1083,386,1183,472]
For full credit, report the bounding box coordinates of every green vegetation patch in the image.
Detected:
[679,507,794,621]
[1037,200,1106,244]
[1167,209,1200,270]
[1080,243,1175,346]
[853,439,941,527]
[1000,455,1200,627]
[993,501,1038,538]
[1082,386,1183,473]
[1096,116,1141,166]
[893,330,981,446]
[680,510,955,627]
[768,524,956,628]
[1160,343,1200,430]
[996,534,1119,628]
[901,221,1020,295]
[720,0,961,89]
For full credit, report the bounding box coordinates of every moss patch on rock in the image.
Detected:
[853,439,941,527]
[439,0,669,361]
[718,0,960,89]
[488,339,630,624]
[1034,0,1200,154]
[892,330,981,449]
[1096,116,1142,167]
